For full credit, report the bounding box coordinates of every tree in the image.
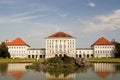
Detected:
[0,42,10,58]
[114,42,120,58]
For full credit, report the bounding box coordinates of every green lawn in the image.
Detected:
[88,58,120,63]
[1,58,120,63]
[0,58,45,63]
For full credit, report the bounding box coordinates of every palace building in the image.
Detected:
[91,37,115,58]
[6,37,30,58]
[45,32,76,58]
[5,31,116,59]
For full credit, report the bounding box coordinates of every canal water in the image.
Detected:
[0,63,120,80]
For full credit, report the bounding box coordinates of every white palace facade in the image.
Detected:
[4,31,116,59]
[45,32,76,58]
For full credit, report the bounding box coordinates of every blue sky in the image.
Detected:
[0,0,120,48]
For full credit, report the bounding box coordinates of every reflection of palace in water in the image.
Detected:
[2,63,119,80]
[94,63,116,79]
[6,63,76,80]
[7,63,29,80]
[45,72,76,80]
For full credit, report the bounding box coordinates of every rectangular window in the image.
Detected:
[64,45,66,48]
[79,51,81,53]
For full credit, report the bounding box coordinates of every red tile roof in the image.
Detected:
[8,71,25,80]
[96,72,111,78]
[48,32,74,38]
[91,37,114,46]
[6,37,30,47]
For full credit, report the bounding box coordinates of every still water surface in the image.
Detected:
[0,63,120,80]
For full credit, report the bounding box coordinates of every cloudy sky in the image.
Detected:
[0,0,120,48]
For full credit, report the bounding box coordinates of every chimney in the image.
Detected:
[4,40,8,43]
[111,39,115,42]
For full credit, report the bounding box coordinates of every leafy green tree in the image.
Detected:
[114,42,120,58]
[0,42,10,58]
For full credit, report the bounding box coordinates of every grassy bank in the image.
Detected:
[0,58,45,63]
[1,58,120,63]
[88,58,120,63]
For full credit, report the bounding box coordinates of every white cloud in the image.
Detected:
[25,22,71,38]
[24,22,70,47]
[0,15,45,24]
[81,9,120,33]
[88,2,96,7]
[96,10,120,23]
[11,8,48,18]
[58,13,68,18]
[10,15,45,23]
[0,8,47,24]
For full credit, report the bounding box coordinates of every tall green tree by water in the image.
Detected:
[114,42,120,57]
[0,42,10,58]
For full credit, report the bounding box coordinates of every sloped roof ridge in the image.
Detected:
[91,37,114,46]
[48,31,74,38]
[6,37,30,47]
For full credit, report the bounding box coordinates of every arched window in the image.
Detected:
[40,55,42,58]
[76,54,78,57]
[79,54,81,58]
[59,54,62,57]
[28,55,30,58]
[87,54,89,58]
